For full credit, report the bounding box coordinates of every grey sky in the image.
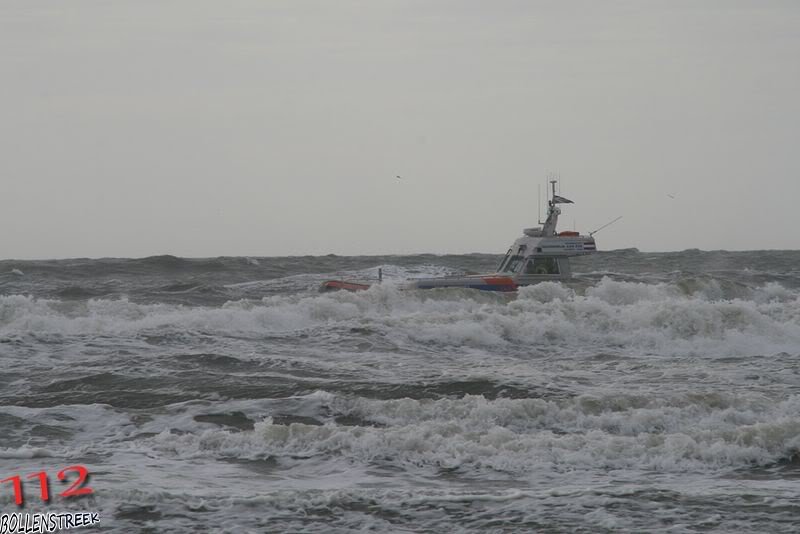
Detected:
[2,1,799,259]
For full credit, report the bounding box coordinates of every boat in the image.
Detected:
[321,180,602,292]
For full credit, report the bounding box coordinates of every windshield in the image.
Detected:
[496,250,512,271]
[500,255,525,273]
[525,257,560,275]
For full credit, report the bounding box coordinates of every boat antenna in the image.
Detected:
[589,215,623,237]
[537,184,541,224]
[545,176,549,205]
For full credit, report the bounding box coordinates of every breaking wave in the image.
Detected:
[2,278,799,357]
[142,390,800,476]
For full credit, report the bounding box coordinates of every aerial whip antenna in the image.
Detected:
[589,216,623,237]
[537,184,542,224]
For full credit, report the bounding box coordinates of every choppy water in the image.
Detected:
[1,250,799,532]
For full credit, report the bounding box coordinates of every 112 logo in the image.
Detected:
[2,466,93,506]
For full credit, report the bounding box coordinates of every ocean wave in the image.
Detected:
[142,391,800,475]
[2,392,797,532]
[1,278,799,356]
[0,446,58,459]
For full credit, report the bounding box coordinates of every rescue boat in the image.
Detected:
[321,180,603,292]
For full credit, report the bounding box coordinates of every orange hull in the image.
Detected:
[321,280,372,292]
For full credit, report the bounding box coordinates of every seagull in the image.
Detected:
[667,193,676,199]
[395,175,403,180]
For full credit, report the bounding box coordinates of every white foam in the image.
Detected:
[134,391,800,477]
[2,391,795,531]
[1,278,799,357]
[0,447,56,459]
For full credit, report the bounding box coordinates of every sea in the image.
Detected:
[0,249,798,533]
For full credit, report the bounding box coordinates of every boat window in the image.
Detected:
[502,255,525,273]
[525,257,560,275]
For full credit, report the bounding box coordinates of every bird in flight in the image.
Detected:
[667,193,676,199]
[395,175,403,180]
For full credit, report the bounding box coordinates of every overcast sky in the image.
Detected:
[2,1,799,259]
